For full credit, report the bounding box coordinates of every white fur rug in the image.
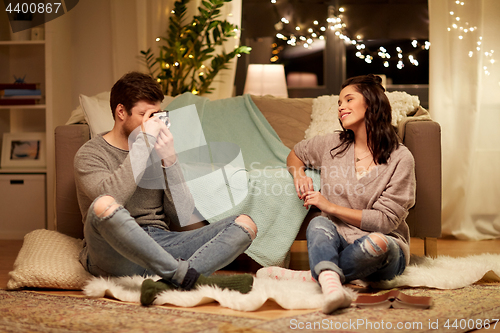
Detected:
[83,276,347,311]
[83,254,500,311]
[371,253,500,289]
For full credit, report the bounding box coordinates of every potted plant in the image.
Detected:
[140,0,251,96]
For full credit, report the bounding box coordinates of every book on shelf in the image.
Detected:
[0,83,40,90]
[0,99,40,106]
[0,84,42,105]
[0,95,42,99]
[0,89,42,96]
[354,290,432,309]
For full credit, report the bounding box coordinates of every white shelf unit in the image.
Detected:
[0,36,53,238]
[0,173,46,239]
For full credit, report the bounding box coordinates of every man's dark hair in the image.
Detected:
[110,72,164,118]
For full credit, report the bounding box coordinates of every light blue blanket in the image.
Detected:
[166,93,320,267]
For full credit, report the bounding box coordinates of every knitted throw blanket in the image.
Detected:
[166,93,320,267]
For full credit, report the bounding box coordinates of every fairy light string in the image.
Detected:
[447,0,495,76]
[270,1,430,69]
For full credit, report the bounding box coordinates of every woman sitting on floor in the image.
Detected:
[259,74,416,314]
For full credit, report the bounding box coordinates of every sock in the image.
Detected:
[318,270,351,314]
[140,271,254,307]
[180,267,254,294]
[195,274,254,294]
[140,278,175,306]
[256,266,315,282]
[179,267,201,290]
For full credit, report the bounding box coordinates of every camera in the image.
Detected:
[152,111,171,128]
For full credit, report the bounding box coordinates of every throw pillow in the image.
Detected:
[6,229,92,290]
[65,105,86,125]
[79,92,114,138]
[304,91,421,140]
[385,91,421,127]
[304,95,342,140]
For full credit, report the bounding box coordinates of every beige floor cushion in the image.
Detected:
[7,229,92,290]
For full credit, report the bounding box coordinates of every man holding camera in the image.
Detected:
[74,72,256,305]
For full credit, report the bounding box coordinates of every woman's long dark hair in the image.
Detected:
[331,74,400,165]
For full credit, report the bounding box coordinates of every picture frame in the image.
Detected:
[1,132,46,168]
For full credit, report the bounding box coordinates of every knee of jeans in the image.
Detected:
[363,232,389,256]
[235,215,257,240]
[93,195,120,218]
[235,214,257,240]
[306,216,323,233]
[306,217,336,239]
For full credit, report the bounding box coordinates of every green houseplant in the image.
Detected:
[141,0,251,96]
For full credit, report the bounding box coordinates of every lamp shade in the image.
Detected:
[243,64,288,98]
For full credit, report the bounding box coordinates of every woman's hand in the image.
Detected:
[302,190,332,211]
[304,191,363,227]
[294,175,314,200]
[287,150,314,199]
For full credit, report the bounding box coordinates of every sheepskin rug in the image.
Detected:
[371,253,500,289]
[83,276,351,311]
[83,254,500,311]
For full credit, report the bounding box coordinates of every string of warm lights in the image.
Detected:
[447,0,495,76]
[270,1,430,69]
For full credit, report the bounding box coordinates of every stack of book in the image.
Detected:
[0,83,42,106]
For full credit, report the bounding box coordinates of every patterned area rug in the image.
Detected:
[0,290,266,333]
[1,285,499,332]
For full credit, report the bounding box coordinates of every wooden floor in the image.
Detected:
[2,237,500,325]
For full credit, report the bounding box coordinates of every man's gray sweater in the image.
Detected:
[74,132,195,230]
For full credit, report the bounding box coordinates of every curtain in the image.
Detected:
[110,0,242,99]
[429,0,500,240]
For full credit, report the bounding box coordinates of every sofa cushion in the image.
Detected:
[250,95,313,149]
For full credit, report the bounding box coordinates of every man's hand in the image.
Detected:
[141,109,163,138]
[155,124,176,167]
[141,109,176,167]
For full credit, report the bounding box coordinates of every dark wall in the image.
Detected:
[236,0,429,95]
[242,0,429,40]
[346,40,430,85]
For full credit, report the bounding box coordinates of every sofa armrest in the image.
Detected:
[54,124,90,239]
[403,121,442,239]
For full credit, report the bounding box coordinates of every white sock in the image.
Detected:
[318,270,351,314]
[256,267,315,282]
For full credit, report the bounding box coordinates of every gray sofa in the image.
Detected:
[54,95,442,270]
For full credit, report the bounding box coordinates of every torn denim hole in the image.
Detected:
[361,235,386,256]
[315,226,336,240]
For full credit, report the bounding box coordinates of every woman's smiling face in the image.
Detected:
[338,85,368,132]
